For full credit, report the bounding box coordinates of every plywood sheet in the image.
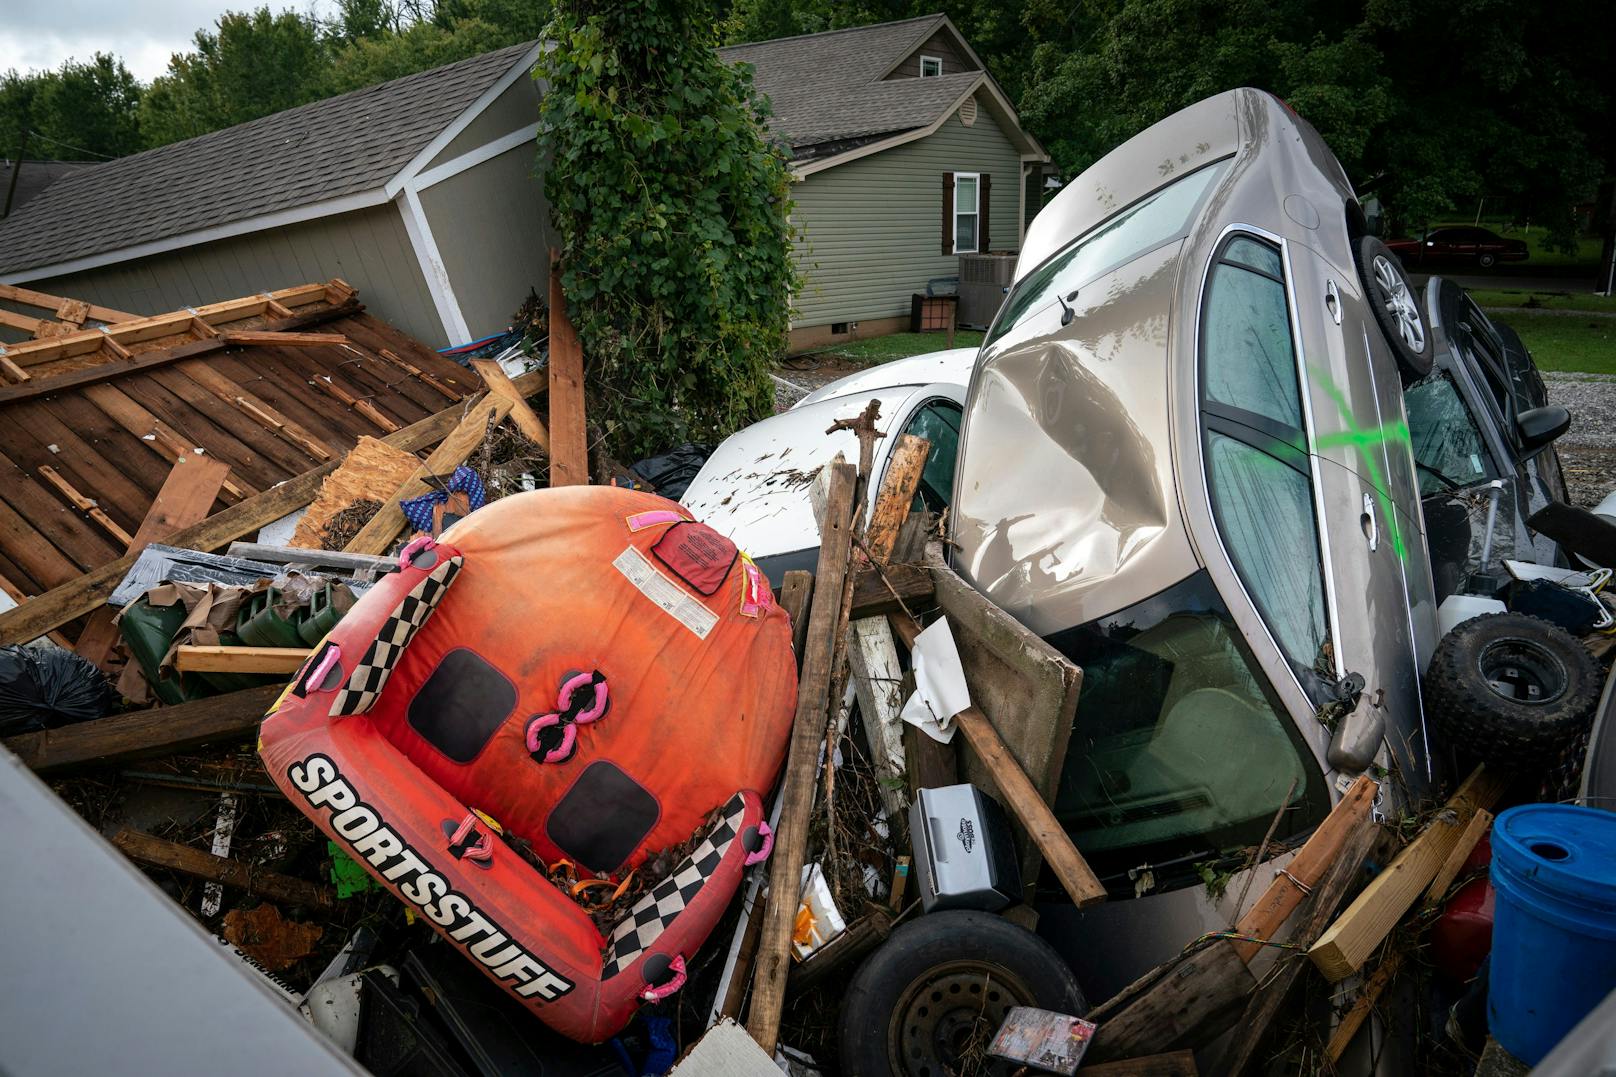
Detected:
[289,436,420,549]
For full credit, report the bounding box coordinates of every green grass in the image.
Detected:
[1426,220,1602,267]
[1503,311,1616,375]
[1469,289,1616,314]
[801,329,985,365]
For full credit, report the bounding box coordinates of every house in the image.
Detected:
[723,15,1050,349]
[0,43,550,347]
[0,160,99,217]
[0,16,1047,352]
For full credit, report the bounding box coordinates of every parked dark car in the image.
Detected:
[1405,275,1571,599]
[1387,226,1529,268]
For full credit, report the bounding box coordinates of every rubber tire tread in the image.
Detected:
[838,910,1085,1077]
[1355,235,1434,383]
[1425,612,1601,769]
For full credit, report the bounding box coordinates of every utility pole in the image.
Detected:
[2,129,27,219]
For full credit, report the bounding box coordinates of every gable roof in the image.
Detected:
[0,42,535,277]
[719,14,1043,169]
[0,160,100,216]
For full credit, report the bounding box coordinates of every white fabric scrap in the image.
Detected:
[898,616,971,743]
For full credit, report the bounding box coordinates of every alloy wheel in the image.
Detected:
[1372,254,1426,354]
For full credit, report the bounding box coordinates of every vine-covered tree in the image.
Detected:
[537,0,798,459]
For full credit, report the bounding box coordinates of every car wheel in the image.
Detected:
[1480,252,1497,268]
[1425,612,1602,770]
[1356,236,1433,384]
[838,911,1086,1077]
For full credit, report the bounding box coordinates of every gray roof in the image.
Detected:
[0,160,99,216]
[720,14,981,155]
[0,42,534,275]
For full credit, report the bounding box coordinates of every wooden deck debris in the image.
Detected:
[471,357,550,451]
[114,828,335,911]
[174,645,310,674]
[547,250,588,486]
[289,436,420,549]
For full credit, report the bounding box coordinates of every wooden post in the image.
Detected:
[746,461,857,1054]
[113,828,335,910]
[471,357,550,451]
[547,250,588,486]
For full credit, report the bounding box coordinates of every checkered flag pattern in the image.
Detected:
[329,556,463,716]
[600,793,748,979]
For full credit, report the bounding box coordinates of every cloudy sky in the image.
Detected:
[3,0,338,82]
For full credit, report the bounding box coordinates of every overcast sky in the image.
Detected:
[3,0,338,83]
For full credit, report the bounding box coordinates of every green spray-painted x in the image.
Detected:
[1311,369,1411,562]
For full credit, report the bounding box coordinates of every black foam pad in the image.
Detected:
[546,761,660,873]
[407,648,518,763]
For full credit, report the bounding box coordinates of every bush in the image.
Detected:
[537,0,799,461]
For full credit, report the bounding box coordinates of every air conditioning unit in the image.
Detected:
[957,253,1016,329]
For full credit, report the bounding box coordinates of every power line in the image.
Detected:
[24,129,120,161]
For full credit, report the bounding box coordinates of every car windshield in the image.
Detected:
[1405,372,1495,494]
[1045,571,1329,887]
[986,159,1228,347]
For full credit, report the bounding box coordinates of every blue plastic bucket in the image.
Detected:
[1487,803,1616,1063]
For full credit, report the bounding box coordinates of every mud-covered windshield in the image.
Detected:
[1045,571,1329,889]
[987,159,1228,348]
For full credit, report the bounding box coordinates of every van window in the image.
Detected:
[1046,571,1329,886]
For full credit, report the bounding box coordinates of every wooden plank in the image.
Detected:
[133,369,300,489]
[175,645,308,674]
[2,684,283,772]
[308,374,400,433]
[547,251,588,486]
[343,394,511,555]
[0,447,122,573]
[1324,950,1403,1063]
[849,560,933,619]
[75,455,233,669]
[929,545,1082,890]
[221,331,348,347]
[55,298,91,326]
[864,433,928,562]
[786,909,893,993]
[777,570,813,667]
[1217,818,1382,1075]
[471,357,550,451]
[0,570,74,647]
[374,346,462,400]
[0,282,137,323]
[747,461,857,1054]
[289,436,420,549]
[178,361,336,462]
[1230,774,1378,963]
[1086,940,1256,1063]
[35,465,134,546]
[1309,766,1507,981]
[955,706,1106,906]
[0,354,31,383]
[113,827,334,911]
[1077,1051,1198,1076]
[1424,807,1492,907]
[847,617,907,816]
[0,308,46,334]
[80,383,254,500]
[0,371,544,648]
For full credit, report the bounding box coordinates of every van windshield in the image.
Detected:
[986,159,1228,347]
[1044,571,1329,889]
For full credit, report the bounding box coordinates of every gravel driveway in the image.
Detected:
[1547,371,1616,508]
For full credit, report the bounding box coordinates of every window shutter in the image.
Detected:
[980,173,992,252]
[941,172,955,255]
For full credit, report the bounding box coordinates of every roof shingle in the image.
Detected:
[0,42,535,275]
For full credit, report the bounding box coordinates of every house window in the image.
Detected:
[953,172,980,254]
[920,55,943,77]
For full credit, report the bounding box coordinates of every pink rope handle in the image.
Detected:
[398,534,437,570]
[525,714,577,763]
[626,509,689,532]
[639,954,687,1002]
[558,671,609,724]
[744,820,774,866]
[448,812,492,862]
[306,645,342,692]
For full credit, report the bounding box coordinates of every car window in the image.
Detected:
[1201,242,1302,427]
[900,400,963,513]
[986,159,1228,347]
[1405,373,1495,494]
[1046,571,1329,885]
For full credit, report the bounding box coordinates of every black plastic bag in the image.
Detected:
[0,645,116,736]
[629,443,714,501]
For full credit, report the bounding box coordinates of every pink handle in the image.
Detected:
[639,954,687,1001]
[398,535,436,570]
[558,672,609,724]
[306,645,342,692]
[626,509,688,532]
[525,714,577,763]
[744,821,774,866]
[448,812,492,862]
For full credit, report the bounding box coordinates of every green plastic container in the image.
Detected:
[298,583,346,646]
[235,589,306,648]
[117,599,206,705]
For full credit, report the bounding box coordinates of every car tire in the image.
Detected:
[1480,253,1497,268]
[1356,236,1433,384]
[838,911,1086,1077]
[1425,612,1602,770]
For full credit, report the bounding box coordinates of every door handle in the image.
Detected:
[1325,280,1342,325]
[1361,492,1378,551]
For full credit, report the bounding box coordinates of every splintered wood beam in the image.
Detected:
[35,464,134,546]
[0,354,30,383]
[471,357,549,451]
[175,645,309,674]
[848,560,933,619]
[0,370,545,648]
[2,684,283,771]
[865,434,929,562]
[179,360,337,462]
[0,283,137,323]
[747,462,857,1054]
[113,828,335,910]
[547,250,588,486]
[309,376,400,432]
[221,330,349,347]
[376,347,460,399]
[343,394,512,555]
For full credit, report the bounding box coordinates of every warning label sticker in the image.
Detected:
[613,545,719,639]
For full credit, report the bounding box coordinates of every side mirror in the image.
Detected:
[1517,405,1571,456]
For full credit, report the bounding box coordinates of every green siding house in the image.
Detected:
[723,15,1049,348]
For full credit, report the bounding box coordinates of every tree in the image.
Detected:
[0,55,143,161]
[538,0,799,459]
[326,17,510,93]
